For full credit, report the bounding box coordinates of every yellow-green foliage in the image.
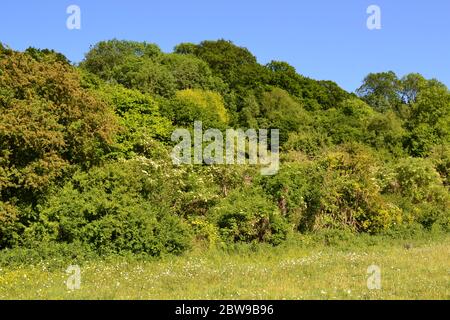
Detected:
[175,89,229,125]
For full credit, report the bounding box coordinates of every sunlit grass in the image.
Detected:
[0,234,449,300]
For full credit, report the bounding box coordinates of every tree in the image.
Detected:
[160,53,225,92]
[164,89,229,129]
[99,85,173,158]
[400,73,427,105]
[366,111,406,156]
[259,88,310,144]
[405,80,450,156]
[0,48,117,201]
[266,61,302,97]
[266,61,350,110]
[173,42,197,55]
[192,39,268,90]
[113,56,177,97]
[317,98,374,145]
[81,39,162,82]
[357,71,402,112]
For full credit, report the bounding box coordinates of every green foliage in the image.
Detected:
[405,80,450,156]
[191,39,269,90]
[99,85,173,157]
[400,73,427,105]
[266,145,405,234]
[0,41,449,260]
[0,48,117,202]
[357,71,402,112]
[266,61,351,110]
[25,47,71,65]
[366,111,406,156]
[211,187,289,245]
[259,162,310,230]
[82,39,225,98]
[317,98,374,145]
[28,161,191,256]
[310,146,403,233]
[163,89,229,129]
[390,158,442,202]
[379,157,450,230]
[429,145,450,186]
[258,88,310,144]
[160,53,225,92]
[0,202,21,249]
[284,130,331,157]
[81,39,162,82]
[115,57,178,97]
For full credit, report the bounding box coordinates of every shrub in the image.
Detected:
[391,158,443,202]
[366,111,406,156]
[211,187,289,245]
[259,88,310,145]
[27,161,192,256]
[429,145,450,186]
[284,130,331,157]
[259,162,310,230]
[308,145,403,233]
[382,157,450,230]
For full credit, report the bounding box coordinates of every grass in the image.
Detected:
[0,232,449,300]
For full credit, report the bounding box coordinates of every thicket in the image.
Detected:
[0,40,448,257]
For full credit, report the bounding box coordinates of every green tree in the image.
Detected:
[160,53,225,92]
[0,48,117,200]
[357,71,402,112]
[405,80,450,156]
[164,89,229,129]
[99,85,173,158]
[192,39,268,90]
[259,88,310,144]
[81,39,162,82]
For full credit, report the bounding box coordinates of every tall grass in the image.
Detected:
[0,231,448,300]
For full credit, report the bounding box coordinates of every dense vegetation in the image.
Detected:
[0,40,449,259]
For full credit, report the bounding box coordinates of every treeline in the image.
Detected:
[0,40,449,257]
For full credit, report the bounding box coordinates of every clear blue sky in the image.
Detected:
[1,0,449,92]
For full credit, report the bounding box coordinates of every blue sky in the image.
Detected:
[0,0,449,92]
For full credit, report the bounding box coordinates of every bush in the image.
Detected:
[258,88,310,145]
[211,187,289,245]
[308,145,403,233]
[0,242,97,269]
[391,158,443,202]
[259,162,310,230]
[429,145,450,186]
[99,85,174,158]
[284,130,331,157]
[26,161,192,256]
[379,157,450,230]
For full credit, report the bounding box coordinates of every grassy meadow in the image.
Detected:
[1,233,448,300]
